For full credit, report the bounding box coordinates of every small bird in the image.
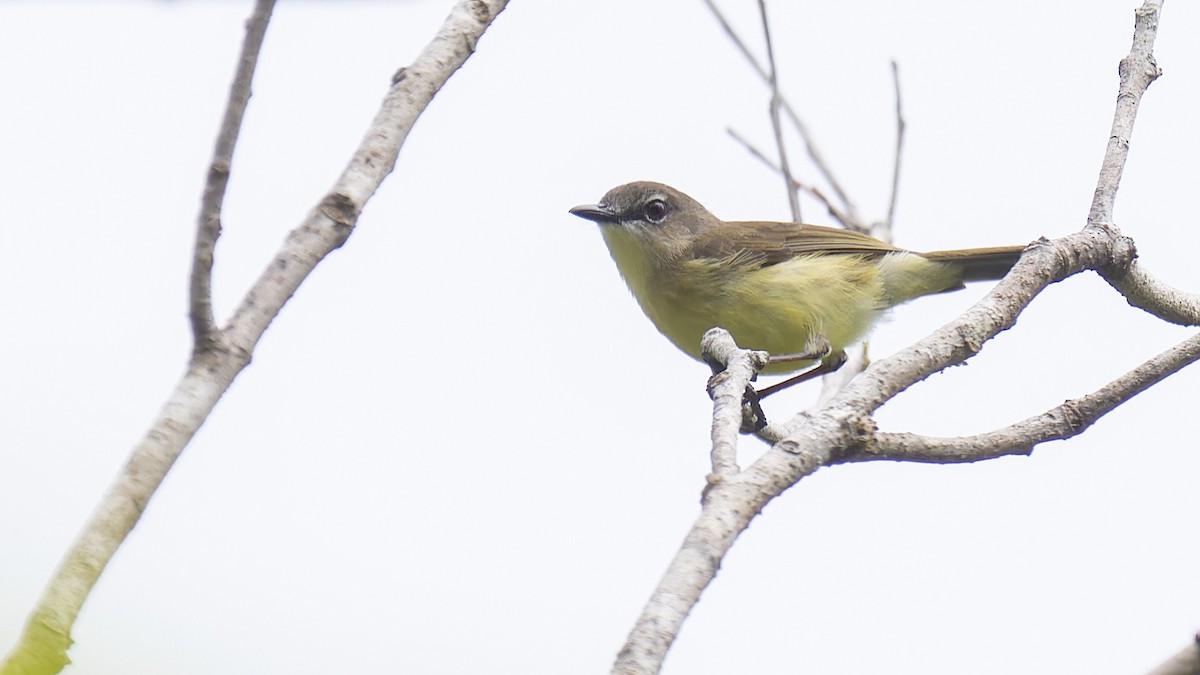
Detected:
[570,181,1024,388]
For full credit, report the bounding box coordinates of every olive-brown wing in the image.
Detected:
[691,220,905,266]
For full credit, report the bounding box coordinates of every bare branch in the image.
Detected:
[190,0,275,350]
[701,0,767,81]
[780,96,861,224]
[725,128,856,228]
[1087,2,1199,328]
[725,127,776,174]
[702,0,860,223]
[756,0,800,221]
[0,3,509,673]
[701,329,768,477]
[1109,261,1200,326]
[613,443,815,675]
[800,184,856,230]
[829,0,1163,414]
[1089,0,1162,227]
[842,331,1200,464]
[884,60,905,233]
[1147,635,1200,675]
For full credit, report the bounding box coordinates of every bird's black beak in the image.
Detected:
[569,203,616,223]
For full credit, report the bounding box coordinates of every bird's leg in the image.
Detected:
[704,332,847,432]
[752,335,848,399]
[762,335,832,369]
[754,349,848,398]
[731,337,846,433]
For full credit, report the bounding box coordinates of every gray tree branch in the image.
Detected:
[189,0,274,350]
[1109,261,1200,326]
[0,2,509,674]
[884,59,905,235]
[1148,636,1200,675]
[755,0,801,221]
[702,0,861,224]
[843,330,1200,464]
[701,328,768,477]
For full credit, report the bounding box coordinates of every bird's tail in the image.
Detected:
[921,245,1026,282]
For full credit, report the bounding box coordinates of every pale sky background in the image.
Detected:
[2,1,1198,674]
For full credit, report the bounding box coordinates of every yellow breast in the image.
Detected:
[601,226,888,374]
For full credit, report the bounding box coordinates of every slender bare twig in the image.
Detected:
[725,128,856,228]
[842,330,1200,463]
[798,184,854,230]
[701,0,766,80]
[1089,0,1162,228]
[725,127,776,174]
[756,0,800,221]
[780,95,861,224]
[701,0,861,223]
[190,1,274,349]
[884,60,905,232]
[0,4,508,674]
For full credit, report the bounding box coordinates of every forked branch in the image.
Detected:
[0,3,508,674]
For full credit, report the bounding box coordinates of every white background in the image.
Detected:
[1,1,1198,673]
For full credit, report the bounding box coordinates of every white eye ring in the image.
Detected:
[644,199,668,223]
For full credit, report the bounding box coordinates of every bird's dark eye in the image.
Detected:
[643,199,668,223]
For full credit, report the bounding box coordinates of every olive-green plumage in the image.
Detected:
[570,181,1024,375]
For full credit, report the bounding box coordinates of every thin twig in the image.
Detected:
[800,184,855,230]
[702,0,860,223]
[756,0,800,221]
[702,0,767,80]
[725,127,776,175]
[884,60,905,232]
[189,0,275,350]
[780,96,861,224]
[725,128,855,228]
